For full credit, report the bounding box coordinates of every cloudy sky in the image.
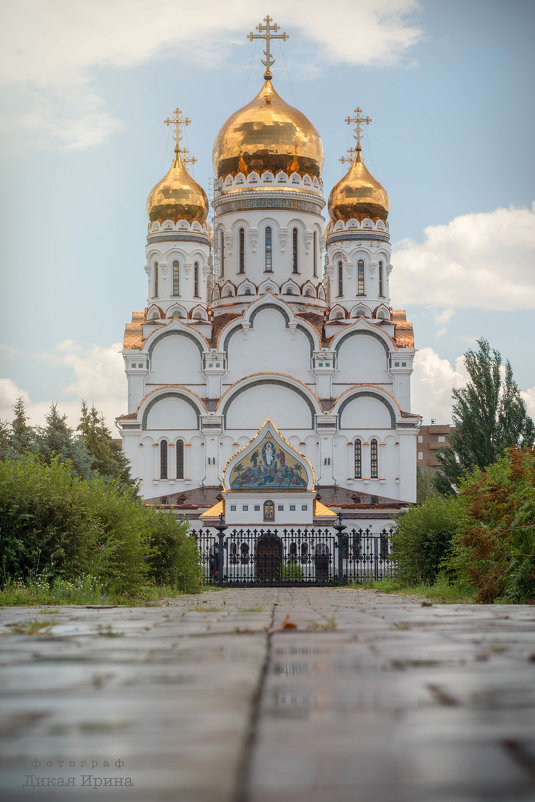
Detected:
[1,0,534,430]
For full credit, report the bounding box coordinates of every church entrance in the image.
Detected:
[255,532,283,582]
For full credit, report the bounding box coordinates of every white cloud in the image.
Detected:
[521,386,535,421]
[1,0,422,149]
[0,341,125,431]
[391,204,535,310]
[412,347,467,423]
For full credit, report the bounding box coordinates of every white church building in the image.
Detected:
[117,19,420,534]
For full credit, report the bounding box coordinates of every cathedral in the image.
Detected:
[117,17,420,535]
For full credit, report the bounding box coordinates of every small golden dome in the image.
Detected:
[328,146,389,222]
[147,149,208,224]
[212,79,324,180]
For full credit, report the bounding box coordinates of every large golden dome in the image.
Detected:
[212,79,324,180]
[147,149,208,224]
[328,146,389,222]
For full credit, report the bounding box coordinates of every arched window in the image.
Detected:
[378,260,384,297]
[292,227,298,273]
[172,260,180,296]
[194,262,199,297]
[238,228,245,273]
[370,438,378,479]
[313,231,318,277]
[354,439,362,479]
[337,261,343,297]
[154,262,159,297]
[265,226,272,271]
[357,260,365,295]
[160,440,168,479]
[220,230,225,277]
[176,440,184,479]
[263,500,275,522]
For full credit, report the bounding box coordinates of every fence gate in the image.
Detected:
[191,527,392,586]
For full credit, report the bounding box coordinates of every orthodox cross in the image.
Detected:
[344,107,372,149]
[247,15,289,80]
[339,146,356,166]
[164,107,191,152]
[181,148,197,167]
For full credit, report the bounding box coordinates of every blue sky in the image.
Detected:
[1,0,534,428]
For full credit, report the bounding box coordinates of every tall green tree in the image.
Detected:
[77,401,136,490]
[435,339,535,494]
[10,396,34,455]
[34,404,92,479]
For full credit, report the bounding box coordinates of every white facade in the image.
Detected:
[118,85,420,530]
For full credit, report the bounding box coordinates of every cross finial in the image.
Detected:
[181,148,197,167]
[247,15,289,80]
[344,107,372,150]
[339,146,356,166]
[164,107,191,153]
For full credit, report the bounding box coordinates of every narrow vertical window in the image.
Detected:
[194,262,199,297]
[313,231,318,277]
[172,260,180,296]
[238,228,245,273]
[220,231,224,277]
[337,261,343,297]
[370,438,378,479]
[378,260,384,297]
[176,440,184,479]
[160,440,168,479]
[154,262,159,297]
[292,228,298,273]
[357,259,365,295]
[265,226,272,271]
[354,439,362,479]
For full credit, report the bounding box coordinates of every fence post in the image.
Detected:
[333,512,346,586]
[214,513,228,587]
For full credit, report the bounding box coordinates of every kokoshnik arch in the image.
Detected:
[116,16,421,531]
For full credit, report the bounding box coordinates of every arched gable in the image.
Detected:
[332,387,399,429]
[218,374,321,428]
[139,387,206,430]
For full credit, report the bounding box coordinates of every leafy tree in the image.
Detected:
[10,396,34,455]
[435,339,535,494]
[416,467,439,503]
[77,402,136,490]
[0,420,10,459]
[34,404,92,479]
[447,446,535,603]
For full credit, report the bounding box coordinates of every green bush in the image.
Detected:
[0,454,202,598]
[281,558,303,582]
[447,447,535,603]
[390,496,466,585]
[146,508,201,593]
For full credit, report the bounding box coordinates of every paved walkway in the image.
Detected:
[1,588,535,801]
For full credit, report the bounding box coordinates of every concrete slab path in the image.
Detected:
[1,587,535,801]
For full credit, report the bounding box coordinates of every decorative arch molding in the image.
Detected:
[217,374,322,427]
[147,304,164,320]
[166,304,187,319]
[139,387,206,430]
[329,304,346,321]
[280,278,300,296]
[236,279,256,296]
[145,325,206,357]
[335,389,397,430]
[332,324,393,357]
[350,303,371,319]
[219,296,319,355]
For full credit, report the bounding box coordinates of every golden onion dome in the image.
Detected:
[328,146,389,222]
[212,79,324,180]
[147,149,208,224]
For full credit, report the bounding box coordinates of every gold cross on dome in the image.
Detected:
[345,107,372,149]
[181,148,197,167]
[339,146,356,166]
[247,15,289,80]
[164,107,191,152]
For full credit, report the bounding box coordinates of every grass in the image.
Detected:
[356,575,476,604]
[6,619,54,635]
[97,624,124,638]
[238,605,265,613]
[309,615,337,630]
[0,576,190,607]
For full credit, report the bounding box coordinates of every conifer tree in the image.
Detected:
[10,396,35,455]
[435,339,535,494]
[77,401,136,490]
[0,419,10,458]
[34,404,92,479]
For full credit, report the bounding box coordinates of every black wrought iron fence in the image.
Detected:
[191,527,393,586]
